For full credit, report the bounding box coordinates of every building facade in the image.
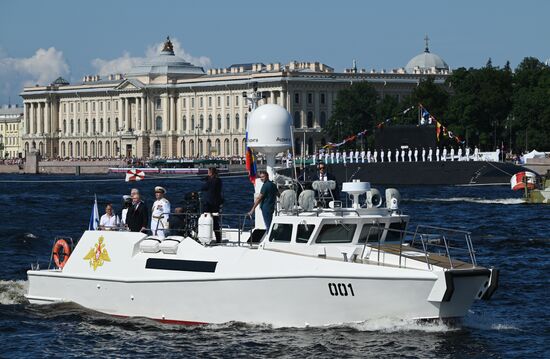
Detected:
[20,37,450,159]
[0,104,23,158]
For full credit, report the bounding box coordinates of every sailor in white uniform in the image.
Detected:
[436,147,440,161]
[414,148,419,162]
[361,150,366,163]
[407,148,413,162]
[387,148,392,163]
[380,149,385,163]
[366,149,372,163]
[421,148,426,162]
[354,150,359,163]
[373,149,378,163]
[348,150,353,163]
[474,146,479,161]
[335,151,340,164]
[457,147,463,161]
[442,147,448,161]
[401,149,406,162]
[151,186,171,239]
[330,151,335,164]
[428,148,433,161]
[465,147,471,161]
[450,147,455,161]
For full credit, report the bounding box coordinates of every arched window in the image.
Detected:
[63,120,67,133]
[224,139,230,156]
[100,118,104,133]
[206,139,212,156]
[107,118,111,133]
[70,119,74,134]
[61,142,66,157]
[320,111,327,128]
[189,139,195,157]
[83,141,88,157]
[199,115,204,130]
[215,139,221,155]
[217,114,221,130]
[294,111,301,128]
[105,141,110,157]
[307,111,313,128]
[226,114,230,130]
[39,142,45,155]
[92,118,96,133]
[198,139,203,156]
[91,141,96,157]
[235,114,240,130]
[155,116,162,131]
[242,139,246,156]
[191,115,195,129]
[98,141,103,157]
[245,113,248,129]
[295,138,302,155]
[76,142,80,157]
[77,119,81,133]
[182,115,187,132]
[208,115,212,131]
[233,139,239,156]
[156,98,161,109]
[85,119,89,133]
[307,137,314,155]
[181,140,186,157]
[115,118,119,132]
[113,141,118,156]
[153,140,161,157]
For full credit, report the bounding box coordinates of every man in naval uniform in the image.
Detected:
[422,148,426,162]
[380,149,385,163]
[401,148,406,162]
[435,147,440,161]
[361,149,365,163]
[387,148,392,163]
[324,151,329,164]
[428,147,433,161]
[450,147,455,161]
[366,149,371,163]
[457,147,463,161]
[407,148,412,162]
[348,150,353,163]
[373,149,378,163]
[151,186,170,239]
[465,147,471,161]
[414,148,419,162]
[354,150,359,164]
[330,151,335,164]
[474,146,479,161]
[336,151,341,164]
[442,147,448,161]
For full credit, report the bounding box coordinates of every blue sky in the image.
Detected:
[0,0,548,104]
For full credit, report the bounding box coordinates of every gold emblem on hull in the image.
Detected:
[83,236,111,270]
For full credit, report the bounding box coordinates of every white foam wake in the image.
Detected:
[409,197,524,205]
[0,280,28,305]
[342,317,457,333]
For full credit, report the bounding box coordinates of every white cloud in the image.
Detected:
[0,47,70,102]
[91,37,212,76]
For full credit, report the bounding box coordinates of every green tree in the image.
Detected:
[405,76,450,122]
[512,57,550,151]
[325,82,378,142]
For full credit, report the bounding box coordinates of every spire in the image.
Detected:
[424,35,430,53]
[162,36,174,55]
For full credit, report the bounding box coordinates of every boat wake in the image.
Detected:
[334,318,457,333]
[0,280,28,305]
[463,311,520,332]
[408,197,524,205]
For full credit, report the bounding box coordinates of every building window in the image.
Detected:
[85,103,88,112]
[100,118,104,133]
[320,93,326,104]
[63,104,67,113]
[115,102,119,111]
[77,103,80,112]
[107,101,111,111]
[200,97,204,108]
[307,111,313,128]
[153,140,161,157]
[208,97,212,107]
[191,98,195,108]
[107,118,111,133]
[308,93,313,104]
[100,102,103,112]
[244,113,248,129]
[155,116,163,131]
[85,119,89,133]
[70,119,74,133]
[235,114,240,130]
[92,118,96,133]
[294,111,301,128]
[320,112,326,128]
[199,115,204,129]
[226,114,230,130]
[208,115,213,131]
[71,103,74,112]
[235,96,239,106]
[294,93,300,104]
[183,98,186,108]
[115,118,119,132]
[217,114,221,130]
[182,115,187,131]
[156,98,162,110]
[191,115,195,129]
[217,96,221,107]
[226,96,230,107]
[92,102,96,112]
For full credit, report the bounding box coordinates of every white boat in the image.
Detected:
[26,98,498,327]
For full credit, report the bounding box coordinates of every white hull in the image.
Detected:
[26,231,489,327]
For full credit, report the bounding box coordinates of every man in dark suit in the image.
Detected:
[126,188,149,233]
[314,163,339,204]
[200,167,223,243]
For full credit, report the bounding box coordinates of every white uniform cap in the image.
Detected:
[155,186,167,194]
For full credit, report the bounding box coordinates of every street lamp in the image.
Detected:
[194,124,201,158]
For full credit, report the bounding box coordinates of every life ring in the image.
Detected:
[53,239,71,269]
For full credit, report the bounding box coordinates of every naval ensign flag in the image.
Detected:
[88,195,100,230]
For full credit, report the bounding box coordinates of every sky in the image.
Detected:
[0,0,548,105]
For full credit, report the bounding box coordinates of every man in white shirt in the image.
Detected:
[99,203,119,230]
[380,149,385,163]
[151,186,171,239]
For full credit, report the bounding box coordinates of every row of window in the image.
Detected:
[58,140,117,158]
[62,101,119,114]
[180,95,241,109]
[293,111,327,128]
[0,124,18,131]
[62,118,120,134]
[294,92,327,105]
[1,137,18,145]
[268,222,407,244]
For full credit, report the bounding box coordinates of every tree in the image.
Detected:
[405,76,450,122]
[325,82,378,143]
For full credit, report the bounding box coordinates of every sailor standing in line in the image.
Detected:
[330,151,335,164]
[336,151,340,164]
[380,149,385,163]
[348,150,354,163]
[373,149,378,163]
[465,147,471,161]
[474,146,479,161]
[428,147,433,161]
[366,149,372,163]
[422,148,426,162]
[414,148,419,162]
[387,148,392,163]
[407,148,413,162]
[450,147,455,161]
[442,147,448,161]
[436,147,440,161]
[361,149,366,163]
[354,150,359,163]
[324,151,329,164]
[458,147,463,161]
[151,186,170,239]
[401,148,406,162]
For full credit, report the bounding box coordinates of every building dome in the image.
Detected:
[126,36,205,78]
[405,36,449,74]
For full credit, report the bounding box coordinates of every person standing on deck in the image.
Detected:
[247,171,278,230]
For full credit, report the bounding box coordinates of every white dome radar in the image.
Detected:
[247,104,292,155]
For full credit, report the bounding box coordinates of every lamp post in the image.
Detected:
[205,129,211,157]
[194,124,201,158]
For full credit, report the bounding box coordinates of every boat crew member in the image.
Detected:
[354,150,359,163]
[401,148,406,162]
[408,148,413,162]
[414,148,419,162]
[380,149,385,163]
[330,151,335,164]
[324,151,329,164]
[200,167,224,243]
[373,149,378,163]
[436,147,440,161]
[247,171,278,230]
[151,186,170,239]
[361,150,366,163]
[474,146,479,161]
[465,147,470,161]
[366,149,371,163]
[348,150,353,163]
[450,147,455,161]
[126,189,149,233]
[99,203,119,230]
[422,148,426,162]
[428,147,433,161]
[387,149,392,162]
[120,195,132,227]
[336,151,340,164]
[458,147,463,161]
[442,147,448,161]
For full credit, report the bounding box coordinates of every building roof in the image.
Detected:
[405,36,449,73]
[125,37,205,78]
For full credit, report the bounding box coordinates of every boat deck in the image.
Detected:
[372,243,475,270]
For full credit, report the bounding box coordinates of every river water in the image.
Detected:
[0,174,548,358]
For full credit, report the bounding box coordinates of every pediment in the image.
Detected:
[115,78,145,91]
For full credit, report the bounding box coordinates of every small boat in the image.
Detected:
[26,103,498,327]
[511,170,550,204]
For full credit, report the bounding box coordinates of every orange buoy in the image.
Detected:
[52,239,71,269]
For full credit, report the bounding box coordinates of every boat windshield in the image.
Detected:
[315,224,357,243]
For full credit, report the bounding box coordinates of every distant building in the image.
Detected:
[20,36,450,159]
[0,104,23,158]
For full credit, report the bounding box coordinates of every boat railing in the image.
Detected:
[362,224,477,270]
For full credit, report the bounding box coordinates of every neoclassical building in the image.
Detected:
[20,37,450,159]
[0,104,23,158]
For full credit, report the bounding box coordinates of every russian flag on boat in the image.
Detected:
[245,131,257,184]
[510,171,537,191]
[88,195,100,230]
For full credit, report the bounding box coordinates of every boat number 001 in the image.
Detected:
[328,283,355,296]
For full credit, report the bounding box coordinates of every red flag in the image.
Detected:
[436,122,442,141]
[245,147,257,184]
